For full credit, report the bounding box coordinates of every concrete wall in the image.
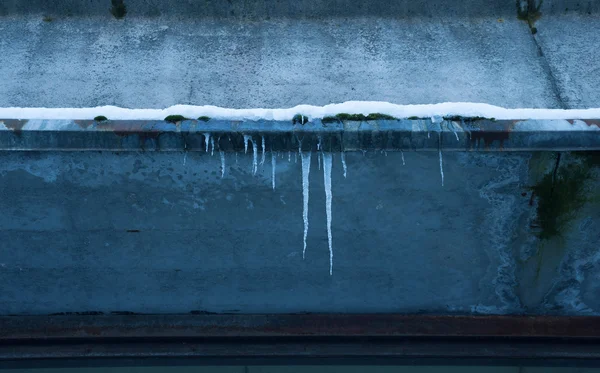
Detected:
[0,148,598,315]
[2,2,599,110]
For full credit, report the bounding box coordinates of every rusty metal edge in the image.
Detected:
[0,119,598,151]
[2,314,600,340]
[3,314,600,368]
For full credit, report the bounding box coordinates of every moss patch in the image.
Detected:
[43,15,54,22]
[517,0,543,34]
[164,115,188,123]
[94,115,108,122]
[323,113,398,122]
[292,114,308,125]
[110,0,127,19]
[197,116,211,122]
[366,113,397,120]
[321,116,338,124]
[531,152,598,240]
[443,116,496,122]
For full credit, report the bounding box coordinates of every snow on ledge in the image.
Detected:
[2,102,600,122]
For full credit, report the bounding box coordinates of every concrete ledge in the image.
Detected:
[0,119,598,151]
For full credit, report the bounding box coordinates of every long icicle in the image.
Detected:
[252,139,258,175]
[341,151,347,178]
[323,152,334,275]
[271,151,276,190]
[261,136,266,165]
[300,146,311,259]
[438,132,444,187]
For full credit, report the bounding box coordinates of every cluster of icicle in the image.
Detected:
[201,134,342,275]
[198,130,453,275]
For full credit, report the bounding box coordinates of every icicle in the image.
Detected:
[204,133,210,152]
[243,135,251,154]
[300,147,311,259]
[252,139,258,175]
[317,136,322,151]
[318,151,321,170]
[401,150,405,166]
[235,152,238,163]
[447,122,459,142]
[428,131,430,139]
[341,152,347,178]
[323,152,334,275]
[295,152,297,163]
[220,151,225,178]
[183,152,187,166]
[438,133,444,187]
[461,118,471,139]
[288,151,291,162]
[210,137,215,156]
[260,136,266,165]
[271,151,276,190]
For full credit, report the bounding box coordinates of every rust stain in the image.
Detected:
[581,120,600,128]
[1,119,28,136]
[469,120,513,150]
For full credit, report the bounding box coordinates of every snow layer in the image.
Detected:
[3,102,600,121]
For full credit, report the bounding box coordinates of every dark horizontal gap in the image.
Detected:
[2,335,600,346]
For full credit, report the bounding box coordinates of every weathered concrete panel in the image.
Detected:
[0,149,598,315]
[535,15,600,109]
[0,17,559,109]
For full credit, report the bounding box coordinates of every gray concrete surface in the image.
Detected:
[2,1,599,110]
[0,149,598,315]
[534,15,600,108]
[0,16,560,109]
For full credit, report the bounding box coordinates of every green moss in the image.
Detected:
[572,151,600,168]
[292,114,308,125]
[335,113,365,121]
[320,113,398,123]
[443,116,490,121]
[365,113,397,120]
[164,115,188,123]
[532,155,593,240]
[43,15,54,22]
[110,0,127,19]
[321,116,339,124]
[407,116,422,120]
[197,116,211,122]
[94,115,108,122]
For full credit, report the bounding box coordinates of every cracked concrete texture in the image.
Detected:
[534,15,600,109]
[0,16,561,109]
